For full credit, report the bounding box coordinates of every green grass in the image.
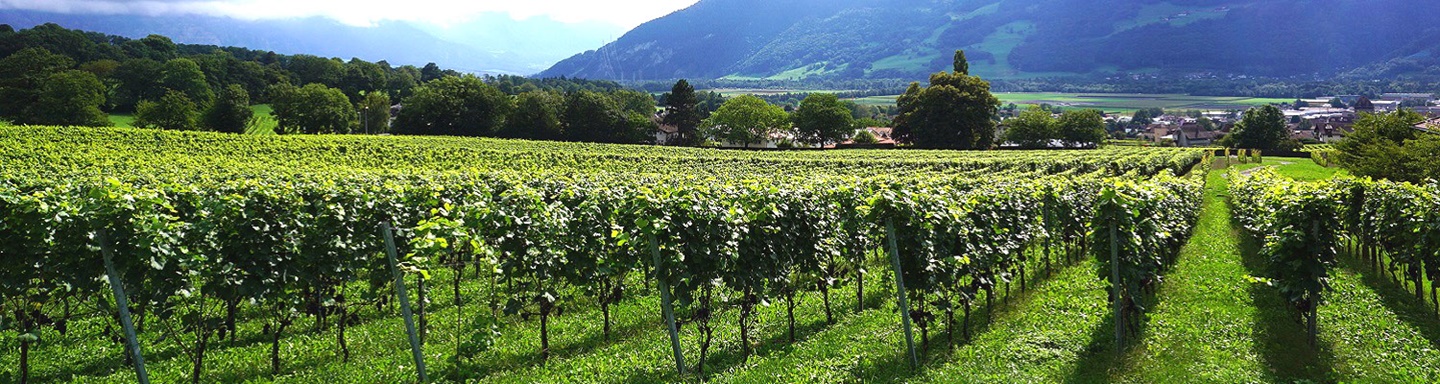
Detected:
[7,240,1086,382]
[762,63,850,81]
[108,113,136,128]
[106,104,276,134]
[914,257,1117,383]
[247,104,278,135]
[849,95,901,107]
[949,3,1000,22]
[1229,157,1347,181]
[1117,167,1278,382]
[992,93,1289,114]
[868,53,942,74]
[1317,251,1440,382]
[705,88,846,97]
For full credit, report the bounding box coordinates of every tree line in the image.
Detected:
[0,24,684,143]
[0,23,457,131]
[0,24,1047,151]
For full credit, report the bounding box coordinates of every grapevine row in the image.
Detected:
[0,126,1208,381]
[1230,167,1440,345]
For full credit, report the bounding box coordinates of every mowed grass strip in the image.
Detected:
[1228,157,1345,182]
[104,104,277,133]
[913,257,1112,383]
[1318,254,1440,382]
[1118,168,1273,382]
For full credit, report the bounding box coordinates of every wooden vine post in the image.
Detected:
[885,218,919,370]
[1307,219,1319,346]
[1109,217,1124,348]
[381,222,428,383]
[648,233,686,375]
[98,230,151,384]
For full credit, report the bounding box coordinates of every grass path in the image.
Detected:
[1317,255,1440,382]
[1117,167,1284,382]
[1119,159,1440,382]
[913,258,1114,383]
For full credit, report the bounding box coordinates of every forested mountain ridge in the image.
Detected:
[0,9,623,75]
[541,0,1440,82]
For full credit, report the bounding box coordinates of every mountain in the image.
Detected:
[0,9,624,75]
[541,0,1440,81]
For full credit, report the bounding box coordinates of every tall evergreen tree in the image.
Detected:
[953,50,969,76]
[662,79,703,146]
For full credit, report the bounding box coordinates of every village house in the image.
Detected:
[836,127,898,148]
[654,123,680,145]
[1174,121,1221,147]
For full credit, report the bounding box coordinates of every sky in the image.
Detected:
[0,0,702,28]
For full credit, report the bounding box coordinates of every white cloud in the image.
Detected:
[0,0,700,28]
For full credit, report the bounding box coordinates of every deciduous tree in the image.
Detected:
[111,58,165,112]
[161,58,214,107]
[28,70,110,127]
[392,75,509,136]
[892,50,999,149]
[1334,109,1435,183]
[0,47,74,121]
[135,90,199,130]
[792,93,855,147]
[1224,105,1293,151]
[501,90,564,140]
[203,84,252,133]
[1003,107,1056,149]
[356,90,391,134]
[563,90,653,144]
[703,95,789,148]
[271,83,355,134]
[1057,109,1106,148]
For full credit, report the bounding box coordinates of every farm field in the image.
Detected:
[1,126,1438,383]
[849,92,1290,113]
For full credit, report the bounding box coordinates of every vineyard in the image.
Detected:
[1231,167,1440,346]
[4,125,1438,382]
[0,126,1217,382]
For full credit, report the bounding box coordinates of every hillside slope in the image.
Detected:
[541,0,1440,81]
